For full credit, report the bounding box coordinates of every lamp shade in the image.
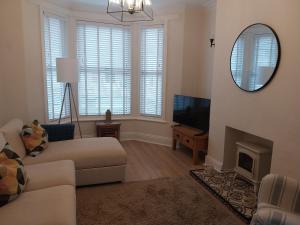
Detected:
[56,58,79,83]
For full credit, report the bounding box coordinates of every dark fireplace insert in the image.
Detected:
[238,152,253,173]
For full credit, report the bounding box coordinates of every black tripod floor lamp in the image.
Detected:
[56,58,82,138]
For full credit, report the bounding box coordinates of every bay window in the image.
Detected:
[43,13,70,120]
[42,12,166,121]
[139,25,165,117]
[77,22,132,116]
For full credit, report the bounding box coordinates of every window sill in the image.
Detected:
[133,116,168,124]
[49,116,169,125]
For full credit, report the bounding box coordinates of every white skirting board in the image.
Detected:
[205,155,223,172]
[120,132,172,147]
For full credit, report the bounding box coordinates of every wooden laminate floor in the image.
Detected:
[121,140,205,182]
[121,140,247,225]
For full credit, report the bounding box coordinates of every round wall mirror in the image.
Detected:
[230,23,281,92]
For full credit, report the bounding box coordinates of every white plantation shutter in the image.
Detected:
[77,22,131,116]
[254,35,277,67]
[252,35,278,73]
[43,14,70,120]
[140,25,164,117]
[250,35,278,90]
[231,38,245,86]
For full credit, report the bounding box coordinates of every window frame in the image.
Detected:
[231,38,245,87]
[40,9,70,122]
[138,23,168,120]
[76,21,133,117]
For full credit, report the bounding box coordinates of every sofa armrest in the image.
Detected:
[251,207,300,225]
[41,124,75,142]
[258,174,300,213]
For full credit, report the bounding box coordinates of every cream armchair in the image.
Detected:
[251,174,300,225]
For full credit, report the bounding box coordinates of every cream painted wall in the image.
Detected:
[201,6,216,98]
[0,0,28,125]
[22,0,45,123]
[182,4,216,99]
[208,0,300,179]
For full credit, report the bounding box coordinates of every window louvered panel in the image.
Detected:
[254,35,277,67]
[77,22,131,116]
[43,14,70,120]
[231,38,245,87]
[250,35,278,90]
[140,25,164,117]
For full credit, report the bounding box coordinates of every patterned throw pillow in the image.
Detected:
[21,120,48,157]
[0,144,27,207]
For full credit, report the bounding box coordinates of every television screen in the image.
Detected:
[173,95,211,132]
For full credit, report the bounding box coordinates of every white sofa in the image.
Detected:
[0,118,127,225]
[0,119,127,186]
[0,159,77,225]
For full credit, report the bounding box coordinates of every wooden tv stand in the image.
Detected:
[172,125,208,165]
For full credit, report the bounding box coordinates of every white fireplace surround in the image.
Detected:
[205,126,273,176]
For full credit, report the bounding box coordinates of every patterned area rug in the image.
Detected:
[191,167,257,224]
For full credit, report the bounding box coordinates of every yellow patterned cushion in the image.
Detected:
[0,144,27,207]
[21,120,48,157]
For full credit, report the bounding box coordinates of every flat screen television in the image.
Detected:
[173,95,211,132]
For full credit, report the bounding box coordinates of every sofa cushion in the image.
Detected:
[0,119,25,158]
[0,185,76,225]
[25,160,75,192]
[23,137,127,170]
[21,120,48,157]
[42,123,75,142]
[0,144,27,207]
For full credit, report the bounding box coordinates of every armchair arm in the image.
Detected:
[251,207,300,225]
[41,123,75,142]
[258,174,300,214]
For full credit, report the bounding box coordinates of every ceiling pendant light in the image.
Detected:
[107,0,154,22]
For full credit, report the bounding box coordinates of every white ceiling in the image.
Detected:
[44,0,216,13]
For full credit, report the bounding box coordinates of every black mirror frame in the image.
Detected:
[230,23,281,93]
